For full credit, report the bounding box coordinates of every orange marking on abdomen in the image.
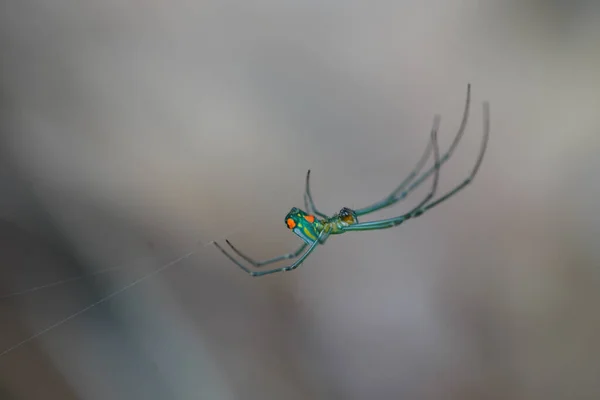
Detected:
[286,218,296,229]
[304,215,315,223]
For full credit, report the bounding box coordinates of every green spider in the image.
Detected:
[214,84,490,277]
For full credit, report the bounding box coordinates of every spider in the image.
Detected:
[214,84,490,276]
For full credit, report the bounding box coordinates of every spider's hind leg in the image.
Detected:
[214,230,330,276]
[304,170,329,219]
[220,240,308,268]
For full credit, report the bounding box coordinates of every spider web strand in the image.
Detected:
[0,230,240,358]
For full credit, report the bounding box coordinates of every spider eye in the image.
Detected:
[286,218,296,229]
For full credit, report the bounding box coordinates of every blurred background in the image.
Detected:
[1,1,600,399]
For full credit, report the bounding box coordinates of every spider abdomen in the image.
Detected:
[284,207,326,244]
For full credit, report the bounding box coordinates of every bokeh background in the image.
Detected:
[1,1,600,399]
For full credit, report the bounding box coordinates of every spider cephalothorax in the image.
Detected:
[337,207,358,225]
[214,84,490,276]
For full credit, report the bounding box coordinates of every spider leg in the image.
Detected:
[341,119,441,230]
[343,102,489,232]
[224,239,308,267]
[354,83,471,216]
[303,193,312,217]
[304,170,329,219]
[214,230,331,277]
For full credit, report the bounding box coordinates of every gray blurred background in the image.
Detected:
[1,1,600,399]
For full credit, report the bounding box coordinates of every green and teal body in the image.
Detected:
[284,207,359,244]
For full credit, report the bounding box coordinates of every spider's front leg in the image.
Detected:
[343,101,490,232]
[354,83,472,217]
